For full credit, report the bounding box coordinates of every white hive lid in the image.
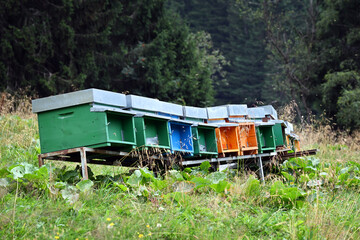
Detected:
[32,88,127,113]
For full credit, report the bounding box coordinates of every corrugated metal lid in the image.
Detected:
[32,88,127,113]
[247,107,266,119]
[126,94,162,112]
[259,105,278,119]
[284,121,294,134]
[158,100,183,116]
[183,106,207,119]
[206,106,228,119]
[222,104,248,116]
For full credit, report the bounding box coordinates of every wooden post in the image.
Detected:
[38,155,44,167]
[79,147,89,180]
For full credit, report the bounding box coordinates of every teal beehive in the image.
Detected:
[183,106,218,157]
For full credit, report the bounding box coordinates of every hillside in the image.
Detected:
[1,98,360,239]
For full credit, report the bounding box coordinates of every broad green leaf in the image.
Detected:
[244,175,261,197]
[164,192,190,206]
[127,170,142,186]
[140,168,155,180]
[9,166,25,179]
[281,172,295,182]
[210,180,230,193]
[54,181,67,189]
[199,161,211,173]
[190,177,211,189]
[338,173,350,183]
[114,183,128,192]
[76,179,94,192]
[151,179,168,190]
[60,186,79,204]
[172,181,195,193]
[205,172,226,184]
[169,170,184,181]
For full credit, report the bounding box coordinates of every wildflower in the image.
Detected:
[138,233,144,238]
[148,232,152,236]
[156,223,162,228]
[158,206,164,211]
[57,232,60,235]
[55,237,59,239]
[146,224,150,228]
[106,217,111,221]
[107,223,115,229]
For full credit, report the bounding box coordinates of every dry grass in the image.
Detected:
[0,90,35,118]
[278,101,360,164]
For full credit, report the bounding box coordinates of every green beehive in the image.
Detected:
[183,106,217,157]
[255,122,276,153]
[191,123,218,157]
[248,107,276,153]
[272,120,287,147]
[134,115,170,149]
[32,89,136,154]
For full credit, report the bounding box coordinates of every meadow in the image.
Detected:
[1,94,360,239]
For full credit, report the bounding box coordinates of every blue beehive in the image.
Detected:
[157,101,194,154]
[168,120,194,153]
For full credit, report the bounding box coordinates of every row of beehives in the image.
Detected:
[32,89,300,157]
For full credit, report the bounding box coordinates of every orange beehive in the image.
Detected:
[237,122,258,155]
[215,124,241,158]
[222,105,258,156]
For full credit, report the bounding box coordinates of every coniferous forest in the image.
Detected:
[1,0,359,131]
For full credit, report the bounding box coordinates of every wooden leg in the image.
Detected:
[258,156,265,184]
[79,147,88,180]
[38,155,44,167]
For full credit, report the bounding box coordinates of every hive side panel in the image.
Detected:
[37,104,107,153]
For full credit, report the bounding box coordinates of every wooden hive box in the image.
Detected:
[157,101,194,154]
[32,89,136,154]
[255,122,276,153]
[126,95,171,150]
[215,123,241,158]
[183,106,217,157]
[271,120,287,148]
[224,104,258,155]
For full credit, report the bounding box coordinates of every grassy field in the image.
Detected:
[1,96,360,239]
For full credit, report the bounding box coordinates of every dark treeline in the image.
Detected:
[170,0,360,131]
[0,0,359,130]
[0,0,226,106]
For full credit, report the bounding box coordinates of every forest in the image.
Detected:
[1,0,359,130]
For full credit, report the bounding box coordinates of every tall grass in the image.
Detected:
[1,92,360,239]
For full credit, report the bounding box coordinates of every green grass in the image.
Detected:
[1,114,360,239]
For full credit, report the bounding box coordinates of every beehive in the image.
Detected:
[133,114,170,150]
[236,121,258,155]
[32,89,136,153]
[223,105,258,155]
[156,101,194,154]
[215,123,241,157]
[126,95,171,150]
[255,122,276,153]
[284,121,301,152]
[271,120,287,147]
[183,106,217,156]
[168,120,194,154]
